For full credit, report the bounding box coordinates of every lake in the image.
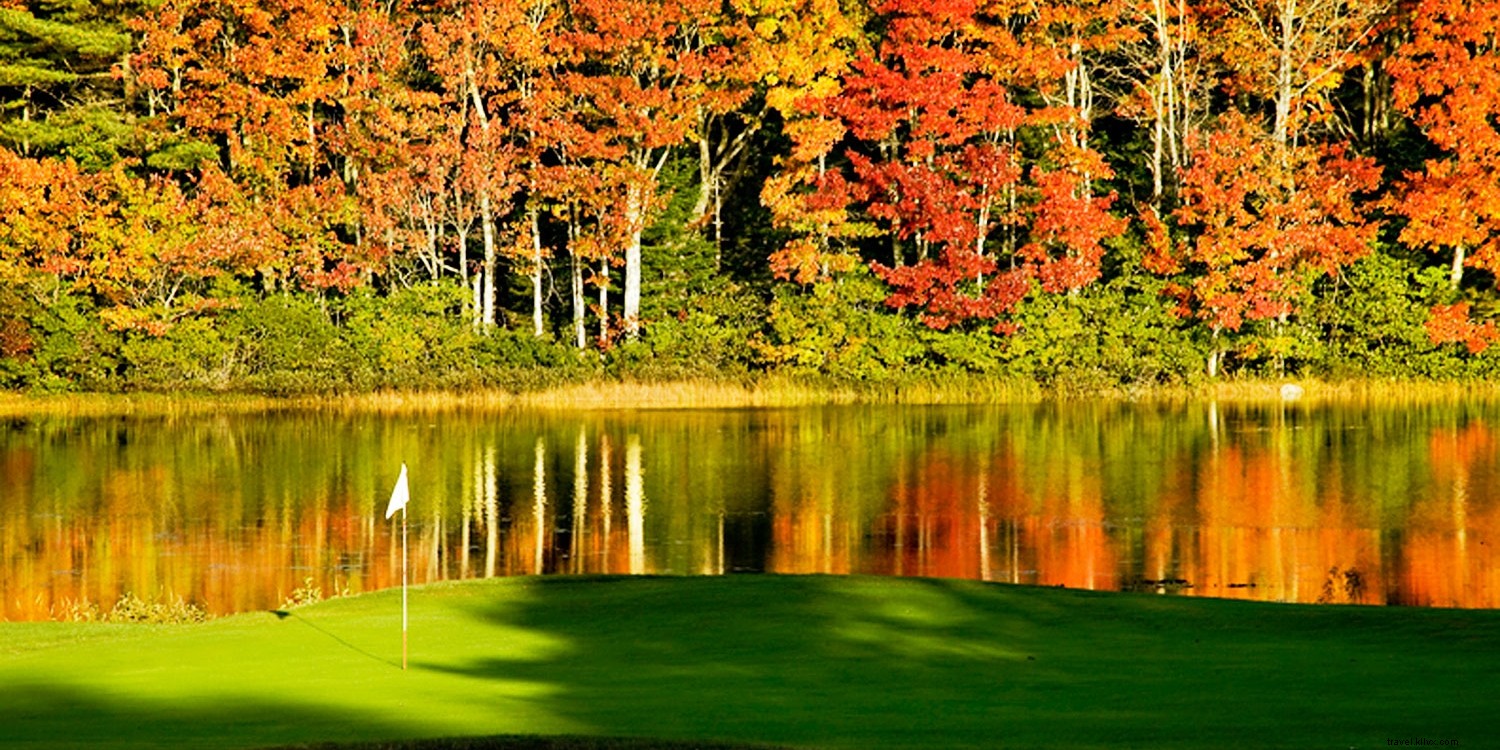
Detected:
[2,401,1496,620]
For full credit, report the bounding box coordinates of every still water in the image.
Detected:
[2,402,1497,619]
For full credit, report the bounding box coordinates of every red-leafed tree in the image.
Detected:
[820,0,1125,332]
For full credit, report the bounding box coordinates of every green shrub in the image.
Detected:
[1001,272,1201,391]
[919,327,1007,374]
[5,280,121,392]
[118,316,232,391]
[221,293,347,394]
[1307,251,1489,379]
[474,327,582,370]
[753,268,924,380]
[337,282,482,389]
[622,282,764,379]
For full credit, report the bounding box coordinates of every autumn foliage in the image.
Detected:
[0,0,1498,389]
[1389,0,1500,289]
[1156,112,1380,333]
[771,0,1128,332]
[1425,303,1500,354]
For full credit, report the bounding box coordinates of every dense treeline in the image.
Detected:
[0,0,1498,393]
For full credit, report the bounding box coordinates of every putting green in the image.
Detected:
[2,576,1494,749]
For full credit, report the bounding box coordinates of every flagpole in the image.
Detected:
[402,504,408,671]
[385,462,411,673]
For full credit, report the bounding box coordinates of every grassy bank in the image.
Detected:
[6,375,1500,417]
[1,576,1495,749]
[0,375,1042,416]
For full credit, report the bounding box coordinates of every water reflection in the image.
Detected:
[2,403,1497,620]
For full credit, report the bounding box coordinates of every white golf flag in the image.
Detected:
[385,463,410,519]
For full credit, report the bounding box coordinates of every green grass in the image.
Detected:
[2,576,1495,749]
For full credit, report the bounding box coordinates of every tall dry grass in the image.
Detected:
[257,375,1042,412]
[0,392,291,418]
[1204,377,1500,405]
[3,376,1500,417]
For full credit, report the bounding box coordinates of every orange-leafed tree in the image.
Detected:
[0,149,91,283]
[694,0,863,262]
[1147,111,1381,375]
[0,149,273,333]
[337,1,461,287]
[682,1,760,249]
[756,0,864,287]
[83,167,277,333]
[131,0,373,293]
[1425,302,1500,354]
[1115,0,1211,205]
[540,163,637,348]
[557,0,727,339]
[1389,0,1500,290]
[1028,0,1139,163]
[419,0,548,331]
[1209,0,1390,148]
[132,0,346,186]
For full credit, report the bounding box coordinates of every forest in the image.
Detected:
[0,0,1497,394]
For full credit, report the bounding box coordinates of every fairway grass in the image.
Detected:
[2,576,1495,749]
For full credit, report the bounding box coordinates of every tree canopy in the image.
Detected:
[3,0,1499,392]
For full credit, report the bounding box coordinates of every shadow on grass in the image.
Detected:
[411,577,1080,748]
[275,609,401,669]
[0,681,420,749]
[407,576,1500,749]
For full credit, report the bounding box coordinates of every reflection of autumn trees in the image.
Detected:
[2,406,1499,620]
[1170,442,1386,604]
[876,452,989,580]
[1403,421,1500,607]
[760,404,1498,607]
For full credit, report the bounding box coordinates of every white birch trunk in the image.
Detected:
[480,191,496,330]
[598,259,609,346]
[571,252,586,349]
[623,187,644,339]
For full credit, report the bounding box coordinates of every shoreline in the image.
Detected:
[3,375,1500,417]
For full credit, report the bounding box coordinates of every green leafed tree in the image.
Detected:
[0,2,135,169]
